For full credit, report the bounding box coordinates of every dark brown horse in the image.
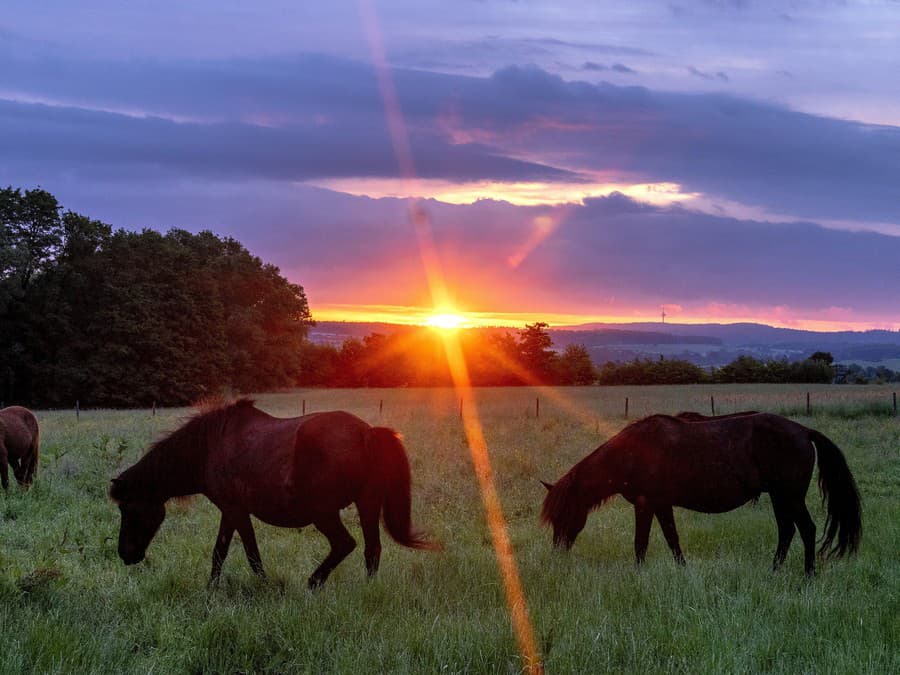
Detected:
[0,406,40,489]
[110,399,437,587]
[541,413,861,575]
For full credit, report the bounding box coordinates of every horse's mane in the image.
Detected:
[540,471,578,528]
[110,398,257,502]
[540,465,614,531]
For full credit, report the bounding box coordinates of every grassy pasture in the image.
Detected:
[1,385,898,674]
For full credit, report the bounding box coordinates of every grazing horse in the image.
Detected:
[110,399,438,588]
[0,406,40,489]
[541,413,861,575]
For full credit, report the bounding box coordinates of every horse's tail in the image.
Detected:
[24,414,40,485]
[810,430,861,558]
[368,427,439,551]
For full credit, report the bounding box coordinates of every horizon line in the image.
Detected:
[309,304,900,334]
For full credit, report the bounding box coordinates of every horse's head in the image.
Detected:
[110,478,166,565]
[540,475,588,551]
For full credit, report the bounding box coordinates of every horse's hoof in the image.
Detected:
[307,576,324,590]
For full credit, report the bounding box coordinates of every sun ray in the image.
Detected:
[358,3,542,670]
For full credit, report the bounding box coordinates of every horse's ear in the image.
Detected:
[109,477,124,501]
[540,480,554,492]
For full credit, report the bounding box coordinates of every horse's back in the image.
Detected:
[617,413,814,511]
[0,406,38,449]
[203,408,373,526]
[678,413,815,497]
[291,411,373,501]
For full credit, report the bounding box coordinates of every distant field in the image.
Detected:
[1,385,898,673]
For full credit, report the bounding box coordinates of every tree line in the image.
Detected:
[1,187,312,406]
[297,322,596,387]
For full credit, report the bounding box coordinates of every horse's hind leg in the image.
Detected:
[634,502,653,565]
[357,498,382,576]
[655,505,686,565]
[309,511,356,588]
[233,512,266,579]
[11,457,25,484]
[209,513,236,587]
[770,494,797,571]
[21,452,37,486]
[793,503,816,577]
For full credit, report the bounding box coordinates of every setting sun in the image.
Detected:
[425,312,467,330]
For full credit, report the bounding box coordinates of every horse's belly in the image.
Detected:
[241,485,355,528]
[676,497,753,513]
[674,485,757,513]
[250,508,314,529]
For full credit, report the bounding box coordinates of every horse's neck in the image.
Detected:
[133,435,207,499]
[578,449,619,506]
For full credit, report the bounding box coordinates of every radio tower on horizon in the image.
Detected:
[661,306,666,324]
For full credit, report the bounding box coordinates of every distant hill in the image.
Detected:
[559,322,900,346]
[309,320,900,367]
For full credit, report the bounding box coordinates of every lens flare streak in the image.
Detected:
[358,2,542,670]
[440,330,543,674]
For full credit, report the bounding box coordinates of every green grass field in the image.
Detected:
[2,385,898,673]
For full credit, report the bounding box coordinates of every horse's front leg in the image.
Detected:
[634,501,653,565]
[233,512,266,579]
[308,511,356,589]
[209,513,236,587]
[770,494,797,571]
[655,505,686,565]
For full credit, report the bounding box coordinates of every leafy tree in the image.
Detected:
[597,356,706,385]
[0,187,64,291]
[809,351,834,364]
[2,188,314,405]
[518,322,557,383]
[556,344,596,385]
[1,187,67,399]
[787,358,834,384]
[297,342,340,386]
[713,355,768,383]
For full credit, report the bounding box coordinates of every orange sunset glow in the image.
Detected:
[310,303,900,332]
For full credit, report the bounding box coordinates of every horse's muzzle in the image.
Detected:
[120,550,145,565]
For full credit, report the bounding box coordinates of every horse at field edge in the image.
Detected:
[541,412,861,575]
[0,406,40,489]
[110,399,439,588]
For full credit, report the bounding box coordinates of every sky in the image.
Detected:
[1,0,899,330]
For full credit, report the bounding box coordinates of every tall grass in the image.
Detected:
[1,385,897,673]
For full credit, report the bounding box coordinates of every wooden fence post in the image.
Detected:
[76,400,80,420]
[536,397,540,419]
[379,399,383,415]
[893,391,897,415]
[806,391,810,415]
[152,401,156,416]
[625,397,629,418]
[459,397,463,420]
[302,399,306,415]
[710,395,715,416]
